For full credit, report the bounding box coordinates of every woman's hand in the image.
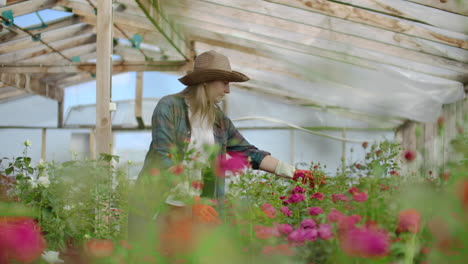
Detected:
[191,196,222,224]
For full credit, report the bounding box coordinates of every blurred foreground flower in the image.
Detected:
[340,226,390,258]
[0,216,46,263]
[85,239,114,258]
[396,209,421,234]
[262,243,295,256]
[215,151,249,177]
[41,250,64,263]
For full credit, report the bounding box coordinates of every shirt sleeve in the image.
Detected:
[151,96,176,169]
[224,114,271,169]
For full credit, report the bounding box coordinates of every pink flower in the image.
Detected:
[280,206,292,217]
[300,219,317,229]
[318,224,334,240]
[327,209,344,223]
[309,207,324,216]
[254,225,281,239]
[311,192,325,200]
[292,186,306,194]
[353,192,368,202]
[215,151,249,177]
[276,223,293,235]
[396,209,421,234]
[403,150,416,162]
[303,228,318,242]
[340,226,391,258]
[287,193,305,204]
[332,193,348,203]
[287,229,307,246]
[338,215,362,233]
[262,244,295,256]
[0,217,46,263]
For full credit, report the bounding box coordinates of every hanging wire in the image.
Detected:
[232,116,374,143]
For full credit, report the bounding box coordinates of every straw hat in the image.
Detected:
[178,50,249,86]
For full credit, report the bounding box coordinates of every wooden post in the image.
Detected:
[57,100,64,128]
[41,128,46,161]
[135,72,144,129]
[96,0,113,155]
[89,127,96,160]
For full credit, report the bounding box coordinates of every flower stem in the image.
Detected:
[404,233,417,264]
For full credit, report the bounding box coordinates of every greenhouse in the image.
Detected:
[0,0,467,263]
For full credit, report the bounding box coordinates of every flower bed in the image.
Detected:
[0,138,467,263]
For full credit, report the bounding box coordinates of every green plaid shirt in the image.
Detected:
[140,94,270,196]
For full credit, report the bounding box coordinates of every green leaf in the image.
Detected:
[24,157,31,166]
[5,166,14,175]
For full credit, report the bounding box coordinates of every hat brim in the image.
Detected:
[178,69,249,86]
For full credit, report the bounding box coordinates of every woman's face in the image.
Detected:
[205,80,230,103]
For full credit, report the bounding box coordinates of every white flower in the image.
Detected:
[24,139,32,147]
[37,176,50,188]
[37,159,47,169]
[63,205,74,210]
[28,179,38,188]
[41,251,64,263]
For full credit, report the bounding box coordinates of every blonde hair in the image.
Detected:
[179,83,217,124]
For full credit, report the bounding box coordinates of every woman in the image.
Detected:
[129,50,309,259]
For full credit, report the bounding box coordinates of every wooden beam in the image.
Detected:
[0,88,26,100]
[328,0,468,34]
[89,127,95,159]
[0,73,63,100]
[0,23,93,54]
[53,72,95,88]
[135,71,144,129]
[405,0,468,16]
[0,0,57,17]
[134,0,190,60]
[266,0,468,49]
[0,15,80,43]
[0,61,186,73]
[95,0,113,155]
[0,33,96,63]
[180,20,468,82]
[167,0,467,64]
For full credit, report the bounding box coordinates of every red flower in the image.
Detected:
[389,170,399,176]
[85,239,114,257]
[376,150,382,156]
[348,187,360,195]
[396,209,421,234]
[191,180,204,190]
[169,164,184,175]
[403,150,416,162]
[355,164,361,169]
[215,152,249,177]
[437,116,445,128]
[379,184,391,191]
[362,142,368,149]
[0,216,46,263]
[332,193,348,203]
[311,192,325,200]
